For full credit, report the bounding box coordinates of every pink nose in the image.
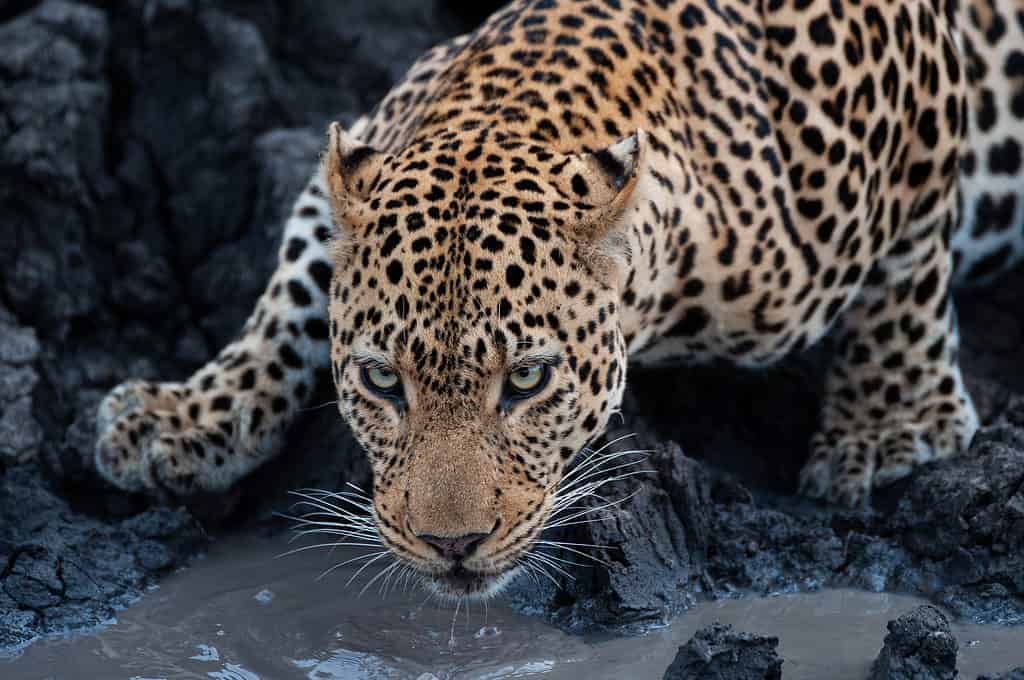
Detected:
[418,532,491,560]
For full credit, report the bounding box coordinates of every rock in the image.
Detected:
[0,1,111,338]
[867,605,959,680]
[662,623,783,680]
[508,401,1024,630]
[0,309,43,464]
[108,241,181,316]
[503,442,712,631]
[0,321,40,364]
[191,128,323,347]
[886,405,1024,624]
[0,464,206,655]
[0,397,44,463]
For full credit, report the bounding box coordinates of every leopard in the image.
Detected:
[93,0,1024,597]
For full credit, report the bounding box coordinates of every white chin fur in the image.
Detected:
[425,566,519,602]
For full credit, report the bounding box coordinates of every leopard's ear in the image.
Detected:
[574,130,644,225]
[558,130,646,275]
[322,122,386,225]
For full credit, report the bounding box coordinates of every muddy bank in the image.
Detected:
[2,0,1024,659]
[503,394,1024,633]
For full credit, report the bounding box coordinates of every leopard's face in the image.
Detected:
[322,123,640,596]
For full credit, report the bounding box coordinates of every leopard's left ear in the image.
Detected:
[322,122,386,226]
[558,130,646,272]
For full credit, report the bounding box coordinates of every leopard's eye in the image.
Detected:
[362,365,401,395]
[506,364,549,396]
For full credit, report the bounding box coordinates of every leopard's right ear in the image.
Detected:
[321,122,386,226]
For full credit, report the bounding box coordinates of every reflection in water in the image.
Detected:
[207,664,261,680]
[295,649,399,679]
[190,644,220,662]
[5,533,1024,680]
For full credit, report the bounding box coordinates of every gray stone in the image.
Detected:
[868,605,959,680]
[663,623,783,680]
[0,323,40,364]
[0,396,44,462]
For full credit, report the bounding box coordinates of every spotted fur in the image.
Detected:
[95,0,1024,595]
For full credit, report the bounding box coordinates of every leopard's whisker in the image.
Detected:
[531,549,592,569]
[536,539,609,549]
[552,458,652,501]
[552,441,648,492]
[299,399,339,413]
[360,559,401,597]
[535,542,611,567]
[518,560,542,587]
[342,550,392,585]
[576,431,639,458]
[287,527,380,543]
[550,468,653,515]
[344,482,373,499]
[521,555,561,590]
[554,451,648,495]
[539,514,614,528]
[525,550,576,581]
[525,552,574,584]
[277,541,385,559]
[279,507,375,526]
[291,487,374,510]
[286,494,373,522]
[288,515,376,532]
[544,488,643,529]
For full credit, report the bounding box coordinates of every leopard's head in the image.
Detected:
[322,122,643,597]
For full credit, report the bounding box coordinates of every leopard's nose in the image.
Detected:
[418,531,492,561]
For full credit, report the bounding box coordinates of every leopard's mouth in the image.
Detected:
[374,528,521,599]
[424,564,518,600]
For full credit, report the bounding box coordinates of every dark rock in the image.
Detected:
[662,623,783,680]
[0,1,111,339]
[191,128,323,347]
[503,443,711,631]
[109,241,181,316]
[0,464,206,655]
[502,270,1024,630]
[0,308,43,464]
[867,605,959,680]
[0,320,40,365]
[508,400,1024,629]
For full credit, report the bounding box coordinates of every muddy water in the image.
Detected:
[5,533,1023,680]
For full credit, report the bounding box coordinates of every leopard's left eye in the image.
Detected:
[361,364,403,399]
[505,364,550,398]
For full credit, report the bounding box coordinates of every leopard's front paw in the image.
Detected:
[94,371,287,501]
[142,431,229,499]
[799,407,978,508]
[798,429,916,508]
[95,380,185,493]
